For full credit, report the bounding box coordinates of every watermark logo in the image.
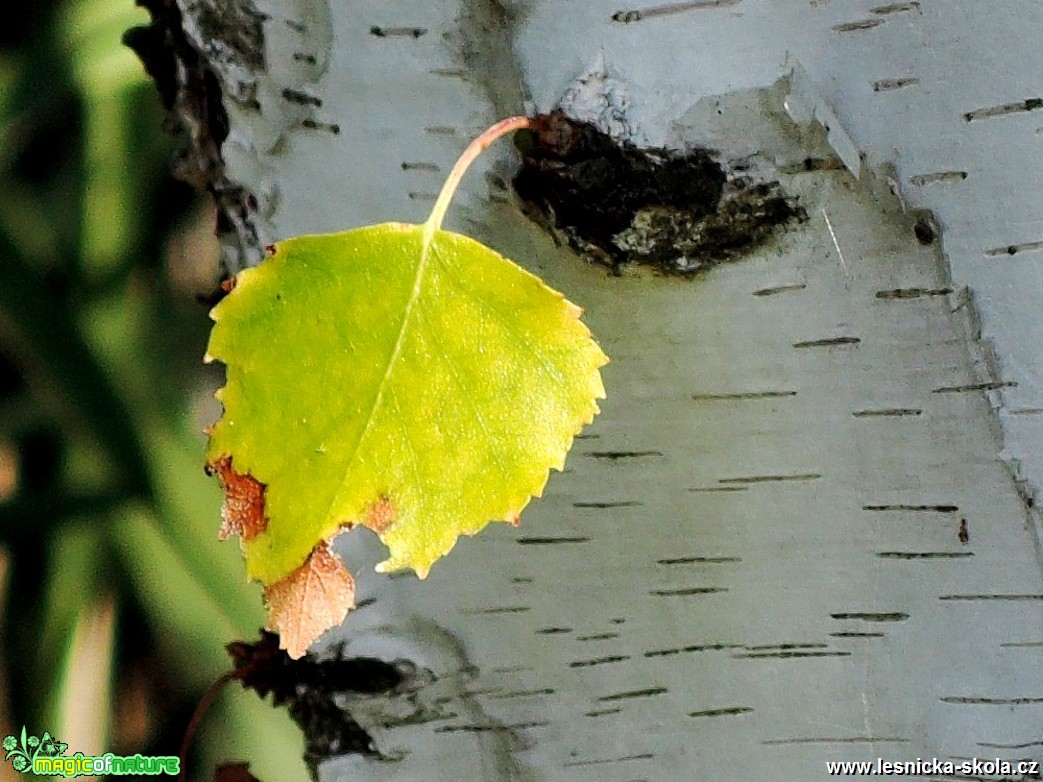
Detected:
[3,727,179,777]
[3,727,66,773]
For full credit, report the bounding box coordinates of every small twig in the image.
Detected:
[179,671,238,782]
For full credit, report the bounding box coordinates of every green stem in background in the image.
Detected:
[422,116,534,245]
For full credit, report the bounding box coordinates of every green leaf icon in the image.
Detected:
[206,117,607,657]
[38,733,66,757]
[4,727,32,774]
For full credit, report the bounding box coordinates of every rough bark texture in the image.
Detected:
[143,1,1043,779]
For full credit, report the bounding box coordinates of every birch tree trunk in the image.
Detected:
[151,1,1043,779]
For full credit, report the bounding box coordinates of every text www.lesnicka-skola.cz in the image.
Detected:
[827,758,1039,776]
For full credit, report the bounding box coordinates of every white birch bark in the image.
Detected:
[172,1,1043,779]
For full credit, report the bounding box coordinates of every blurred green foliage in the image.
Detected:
[0,0,306,778]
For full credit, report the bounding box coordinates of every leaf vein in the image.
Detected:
[432,251,569,393]
[415,300,512,488]
[325,228,432,528]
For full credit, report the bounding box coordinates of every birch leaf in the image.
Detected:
[204,117,607,657]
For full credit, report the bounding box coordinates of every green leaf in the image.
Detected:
[205,117,607,657]
[208,222,605,577]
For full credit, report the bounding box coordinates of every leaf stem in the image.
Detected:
[422,116,534,245]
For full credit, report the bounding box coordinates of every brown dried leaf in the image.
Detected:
[209,456,268,542]
[263,541,355,659]
[361,496,396,534]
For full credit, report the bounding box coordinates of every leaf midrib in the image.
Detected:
[333,227,433,519]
